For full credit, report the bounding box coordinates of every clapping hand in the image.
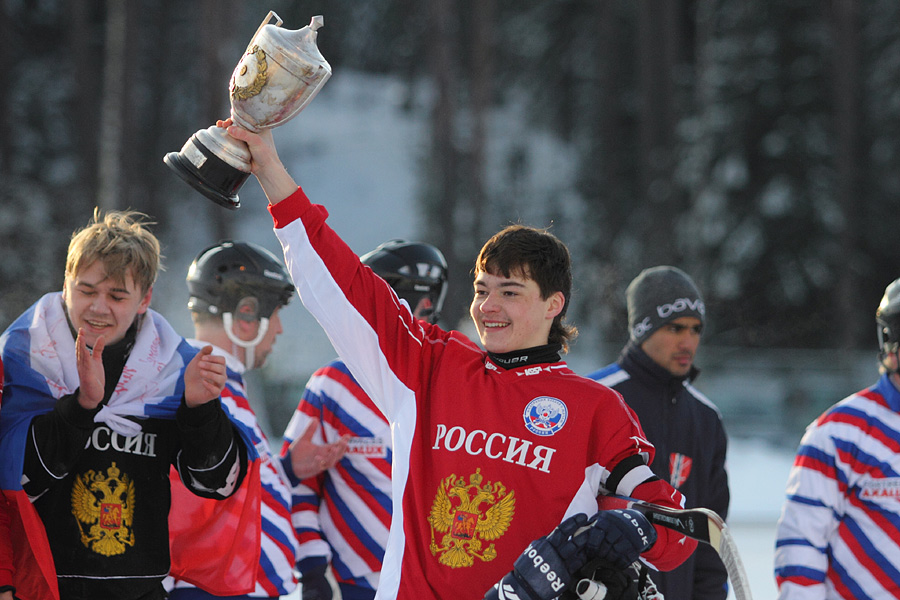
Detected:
[75,328,106,410]
[184,345,227,407]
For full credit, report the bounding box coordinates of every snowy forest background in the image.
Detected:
[2,0,899,445]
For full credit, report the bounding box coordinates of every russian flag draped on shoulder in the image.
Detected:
[167,369,264,596]
[0,292,261,599]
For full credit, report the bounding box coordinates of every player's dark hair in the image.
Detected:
[475,224,577,352]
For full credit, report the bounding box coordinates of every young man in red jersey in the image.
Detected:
[220,119,698,600]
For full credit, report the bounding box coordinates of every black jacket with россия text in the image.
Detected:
[20,321,248,600]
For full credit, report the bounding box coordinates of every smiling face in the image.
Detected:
[640,316,702,377]
[469,268,565,354]
[473,225,576,352]
[63,260,152,347]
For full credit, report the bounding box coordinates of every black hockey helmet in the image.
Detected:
[360,239,448,323]
[187,241,294,320]
[877,277,900,360]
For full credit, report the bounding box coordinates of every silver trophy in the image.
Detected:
[164,12,331,209]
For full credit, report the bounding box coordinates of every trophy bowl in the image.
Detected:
[164,13,331,209]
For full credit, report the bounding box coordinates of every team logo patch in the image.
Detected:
[523,396,568,436]
[72,462,136,556]
[427,468,515,568]
[669,453,693,488]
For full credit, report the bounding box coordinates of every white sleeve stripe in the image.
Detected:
[30,425,67,480]
[683,381,723,417]
[376,385,416,600]
[596,370,630,387]
[616,464,656,497]
[277,220,415,423]
[564,464,604,519]
[186,438,235,473]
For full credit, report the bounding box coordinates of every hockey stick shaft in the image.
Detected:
[597,495,754,600]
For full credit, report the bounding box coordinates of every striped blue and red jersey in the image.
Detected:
[281,359,392,593]
[775,373,900,599]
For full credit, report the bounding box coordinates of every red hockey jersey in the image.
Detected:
[270,188,696,600]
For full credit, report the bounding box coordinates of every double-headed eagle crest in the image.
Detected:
[427,468,515,568]
[71,462,136,556]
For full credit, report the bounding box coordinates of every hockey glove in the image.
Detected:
[300,564,333,600]
[578,509,656,571]
[484,513,593,600]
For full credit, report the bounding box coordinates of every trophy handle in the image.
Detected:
[244,11,284,54]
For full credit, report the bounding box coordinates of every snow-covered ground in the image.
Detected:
[724,438,796,599]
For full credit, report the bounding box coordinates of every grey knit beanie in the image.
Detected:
[626,266,705,344]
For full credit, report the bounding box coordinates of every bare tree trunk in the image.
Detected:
[121,0,149,213]
[69,0,102,210]
[97,0,128,211]
[636,0,682,265]
[0,1,12,176]
[136,0,172,223]
[469,0,494,245]
[580,0,630,330]
[831,0,861,349]
[427,0,465,328]
[199,0,240,241]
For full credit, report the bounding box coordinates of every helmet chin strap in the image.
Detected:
[223,312,269,369]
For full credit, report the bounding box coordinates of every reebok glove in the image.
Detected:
[579,509,656,571]
[484,513,592,600]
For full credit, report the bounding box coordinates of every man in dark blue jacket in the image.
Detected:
[587,266,730,600]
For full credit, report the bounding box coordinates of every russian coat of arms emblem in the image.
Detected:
[427,468,515,568]
[72,462,136,556]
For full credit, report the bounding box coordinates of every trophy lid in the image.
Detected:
[256,16,331,82]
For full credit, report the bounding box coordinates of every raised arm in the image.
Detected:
[214,118,452,424]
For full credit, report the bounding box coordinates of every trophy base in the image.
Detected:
[163,133,251,210]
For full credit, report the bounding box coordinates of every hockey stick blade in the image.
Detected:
[597,495,754,600]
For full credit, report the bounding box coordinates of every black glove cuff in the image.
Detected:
[301,563,330,580]
[510,568,543,600]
